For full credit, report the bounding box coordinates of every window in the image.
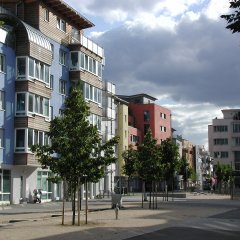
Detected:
[0,54,5,73]
[233,123,240,133]
[16,93,26,115]
[59,50,67,66]
[37,171,52,200]
[214,152,228,158]
[233,137,240,146]
[0,128,4,147]
[0,169,11,201]
[44,8,49,22]
[17,57,50,84]
[160,113,166,119]
[214,125,228,132]
[16,129,25,151]
[16,128,49,152]
[70,51,102,78]
[84,83,102,105]
[57,17,66,32]
[144,111,150,122]
[17,57,26,77]
[0,91,5,110]
[29,57,34,77]
[98,62,102,78]
[88,113,101,131]
[50,44,54,59]
[50,75,54,89]
[70,52,78,67]
[213,138,228,145]
[16,92,49,118]
[72,27,80,40]
[160,126,166,132]
[59,79,66,95]
[130,135,139,143]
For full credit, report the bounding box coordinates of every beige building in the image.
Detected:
[208,109,240,170]
[115,97,129,176]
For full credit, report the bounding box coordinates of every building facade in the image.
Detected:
[0,0,110,204]
[118,94,172,145]
[208,109,240,171]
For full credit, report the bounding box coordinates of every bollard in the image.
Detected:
[115,204,119,220]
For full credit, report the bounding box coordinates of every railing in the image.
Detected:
[69,33,104,58]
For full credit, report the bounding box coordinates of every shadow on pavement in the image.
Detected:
[28,226,240,240]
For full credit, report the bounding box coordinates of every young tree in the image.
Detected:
[160,138,180,198]
[136,129,161,208]
[122,144,138,193]
[176,157,189,190]
[32,86,118,225]
[221,0,240,33]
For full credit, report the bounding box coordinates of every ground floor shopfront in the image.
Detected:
[0,164,115,205]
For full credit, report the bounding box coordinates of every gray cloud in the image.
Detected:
[97,16,240,106]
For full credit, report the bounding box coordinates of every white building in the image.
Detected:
[208,109,240,171]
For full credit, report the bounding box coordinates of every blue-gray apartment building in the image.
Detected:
[0,0,116,204]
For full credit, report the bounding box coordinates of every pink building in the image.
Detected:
[118,94,172,145]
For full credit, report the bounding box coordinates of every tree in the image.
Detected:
[176,157,189,190]
[32,86,118,225]
[215,162,232,194]
[160,138,180,196]
[136,129,162,208]
[221,0,240,33]
[122,144,138,193]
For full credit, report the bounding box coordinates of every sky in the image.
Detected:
[65,0,240,149]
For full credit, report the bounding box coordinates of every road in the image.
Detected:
[0,193,239,240]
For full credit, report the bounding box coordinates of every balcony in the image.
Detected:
[69,33,104,58]
[14,153,40,166]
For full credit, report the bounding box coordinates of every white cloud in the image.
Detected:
[204,0,230,20]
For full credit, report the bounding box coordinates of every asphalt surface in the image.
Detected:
[0,193,239,240]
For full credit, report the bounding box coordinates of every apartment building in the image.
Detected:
[208,109,240,171]
[118,94,172,145]
[0,0,108,204]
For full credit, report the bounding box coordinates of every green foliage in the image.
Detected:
[122,144,137,178]
[136,129,161,181]
[176,157,189,181]
[221,0,240,33]
[32,85,119,185]
[215,162,232,183]
[160,138,180,181]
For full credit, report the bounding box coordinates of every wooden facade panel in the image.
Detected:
[15,116,50,132]
[28,116,50,132]
[88,102,103,116]
[28,81,51,98]
[29,42,52,65]
[39,3,71,45]
[69,45,102,62]
[24,2,39,29]
[14,117,28,128]
[14,153,40,166]
[16,25,30,56]
[15,81,51,98]
[70,71,102,89]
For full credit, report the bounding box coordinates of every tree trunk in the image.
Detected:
[77,179,81,226]
[85,182,88,224]
[141,181,144,208]
[72,182,76,225]
[62,180,65,225]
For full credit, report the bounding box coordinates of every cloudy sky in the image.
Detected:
[65,0,240,149]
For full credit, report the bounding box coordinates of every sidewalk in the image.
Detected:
[0,192,239,240]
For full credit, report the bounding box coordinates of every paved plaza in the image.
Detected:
[0,193,239,240]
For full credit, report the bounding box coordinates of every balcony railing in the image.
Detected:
[69,33,104,58]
